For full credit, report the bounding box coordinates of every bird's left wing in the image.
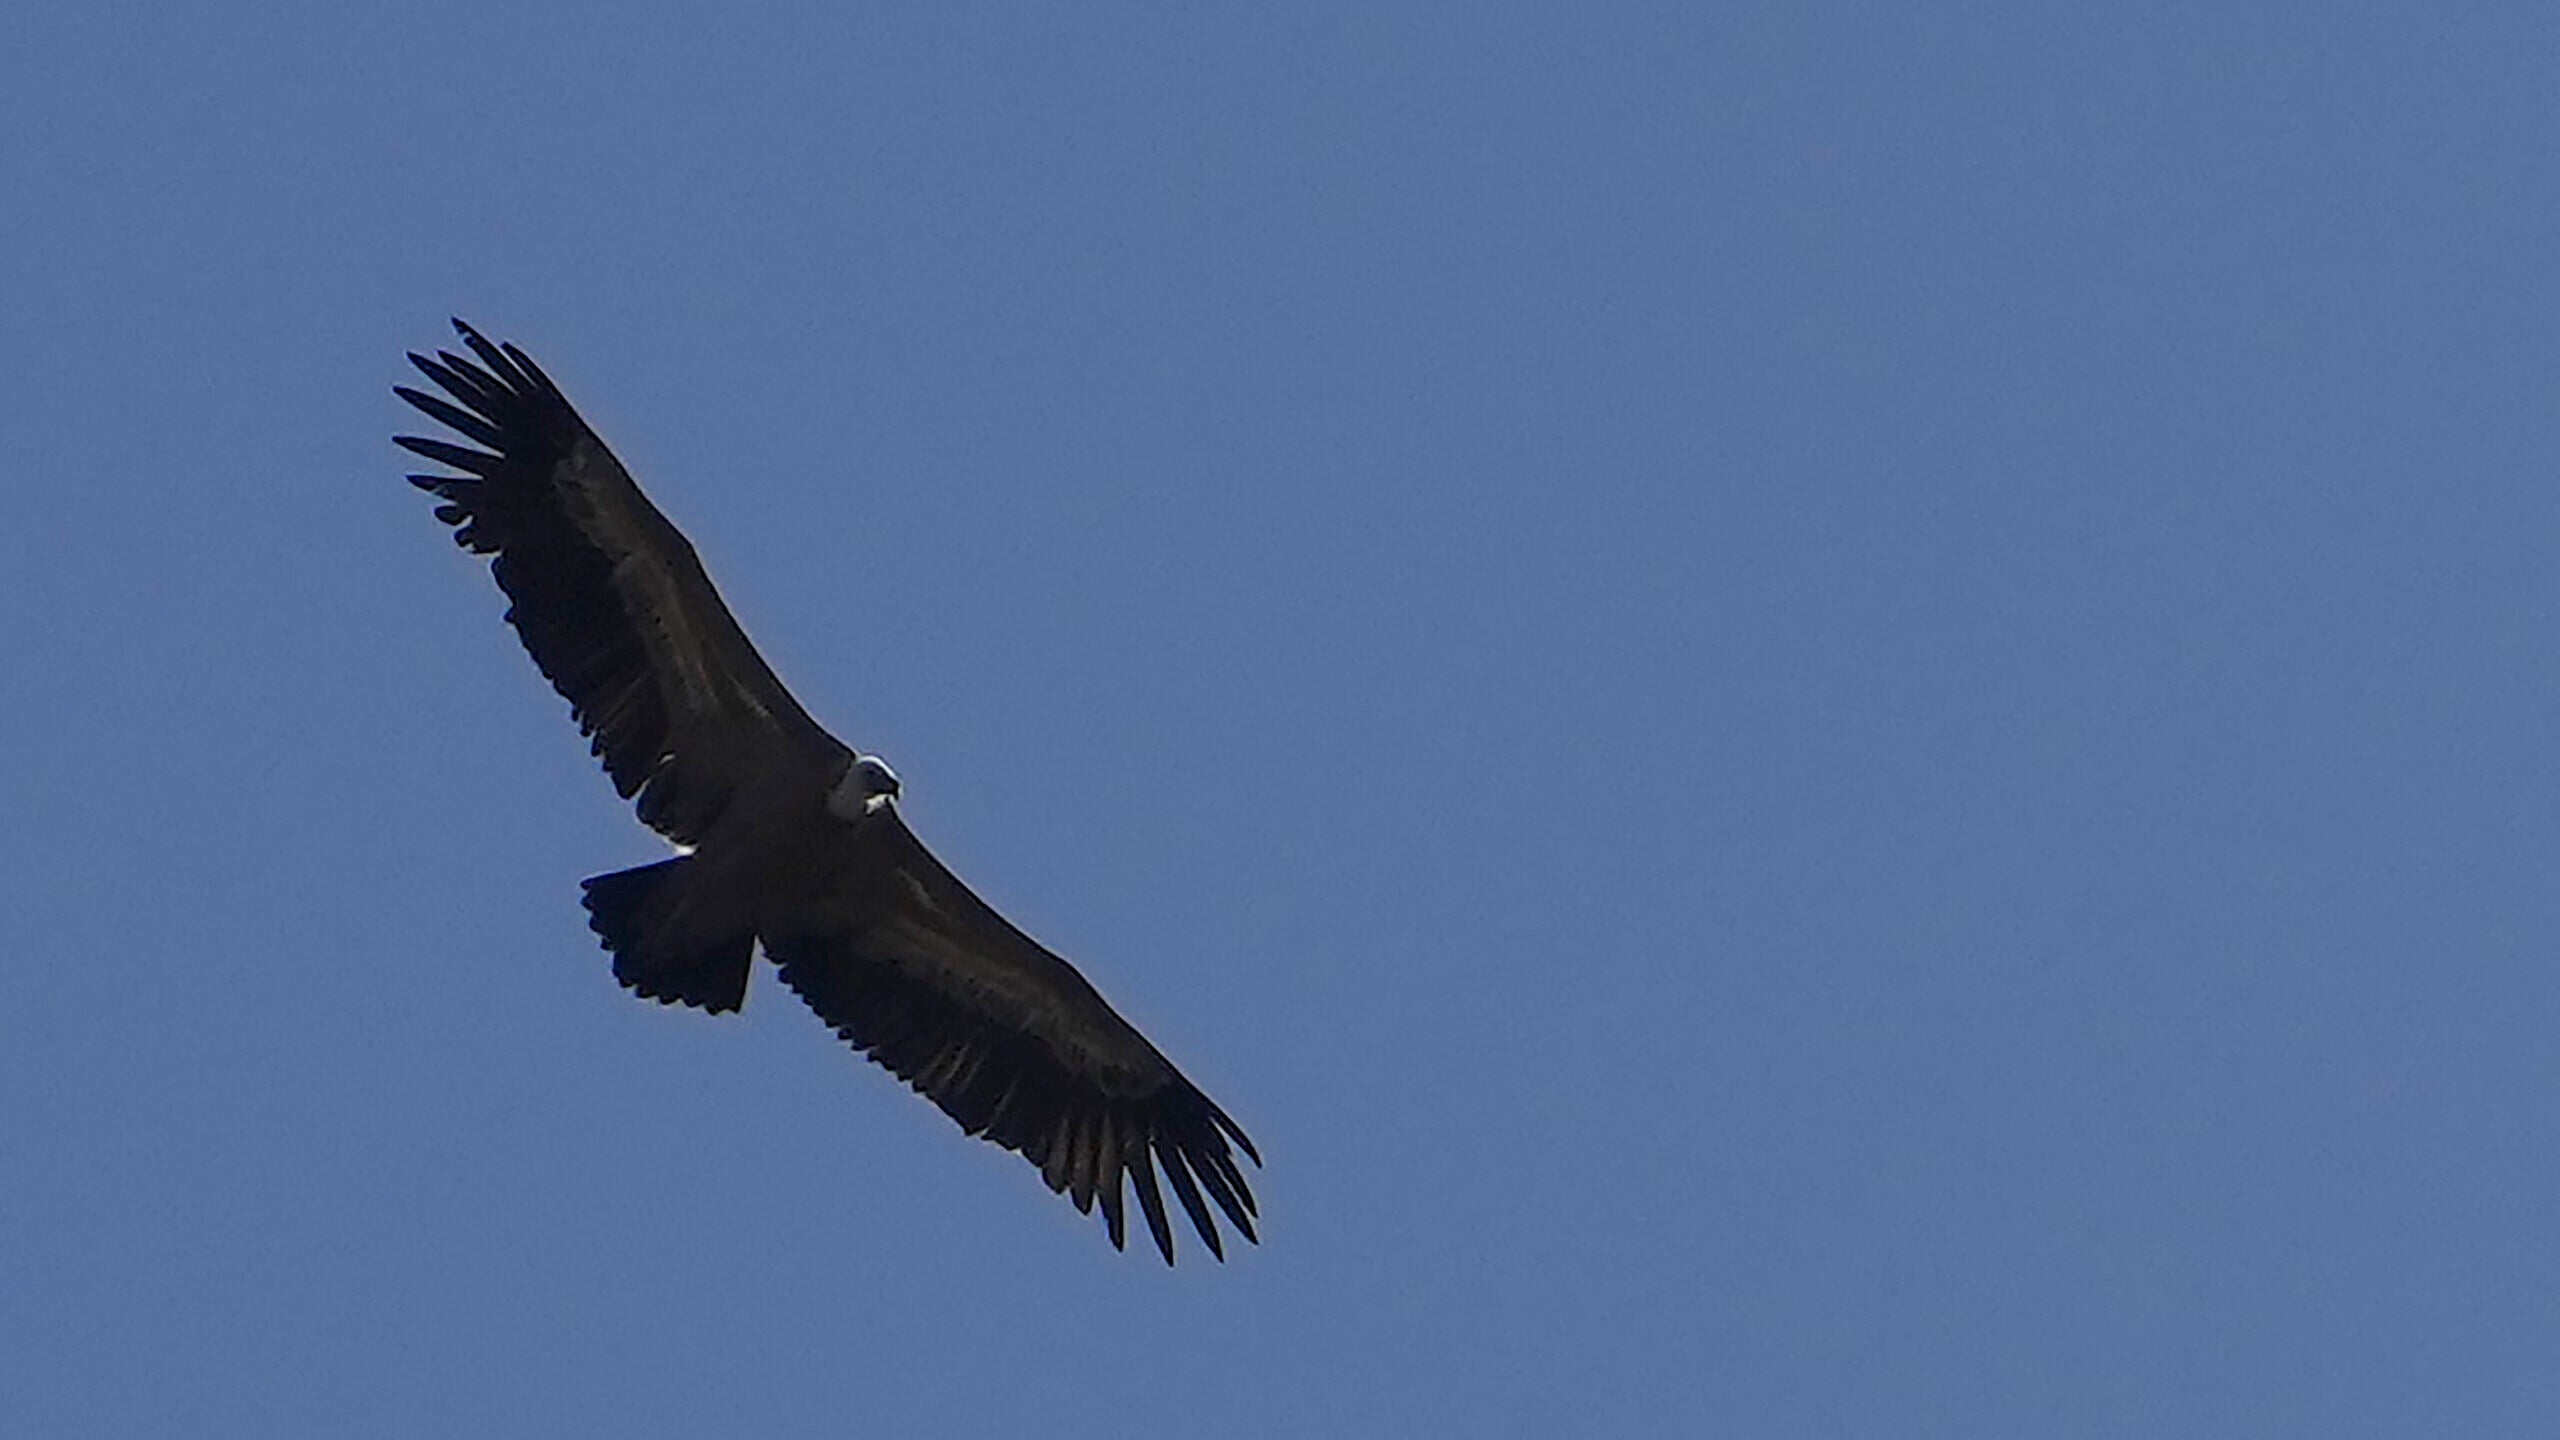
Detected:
[763,810,1261,1264]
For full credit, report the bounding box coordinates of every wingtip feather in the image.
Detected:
[1129,1141,1175,1265]
[1154,1136,1225,1262]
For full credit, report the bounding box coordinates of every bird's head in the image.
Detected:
[826,752,903,821]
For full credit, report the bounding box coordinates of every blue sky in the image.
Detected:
[5,3,2557,1434]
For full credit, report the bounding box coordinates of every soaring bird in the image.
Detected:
[395,321,1258,1263]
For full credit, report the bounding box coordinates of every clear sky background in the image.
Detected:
[5,3,2556,1435]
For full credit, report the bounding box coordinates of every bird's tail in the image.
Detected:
[580,858,756,1014]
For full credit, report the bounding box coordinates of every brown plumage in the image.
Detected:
[396,320,1258,1263]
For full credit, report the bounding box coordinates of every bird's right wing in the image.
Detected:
[395,321,846,845]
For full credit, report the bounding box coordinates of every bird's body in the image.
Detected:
[396,321,1257,1262]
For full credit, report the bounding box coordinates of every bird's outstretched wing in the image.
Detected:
[398,321,1258,1263]
[764,808,1262,1263]
[395,320,844,844]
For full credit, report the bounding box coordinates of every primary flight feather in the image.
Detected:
[395,320,1259,1263]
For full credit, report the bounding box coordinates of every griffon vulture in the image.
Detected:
[395,321,1258,1263]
